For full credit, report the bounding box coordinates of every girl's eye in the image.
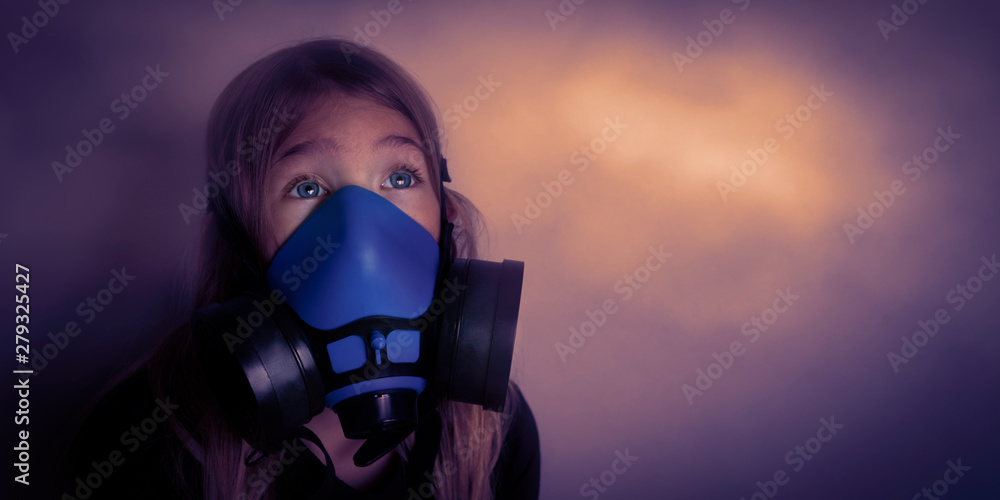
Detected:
[383,171,413,189]
[292,180,325,198]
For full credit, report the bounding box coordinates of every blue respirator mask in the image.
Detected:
[192,160,524,468]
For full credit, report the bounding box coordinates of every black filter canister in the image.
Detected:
[434,259,525,411]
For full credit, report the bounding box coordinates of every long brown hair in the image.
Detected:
[148,38,517,499]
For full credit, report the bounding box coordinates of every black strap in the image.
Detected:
[439,156,451,183]
[406,407,443,490]
[243,447,267,467]
[293,426,338,500]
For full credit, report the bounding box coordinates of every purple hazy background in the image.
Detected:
[2,0,999,498]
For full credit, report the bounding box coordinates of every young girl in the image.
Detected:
[62,38,539,499]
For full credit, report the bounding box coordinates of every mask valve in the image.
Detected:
[370,331,386,365]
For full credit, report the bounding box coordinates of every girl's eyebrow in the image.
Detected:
[372,134,426,155]
[274,134,426,165]
[274,138,339,165]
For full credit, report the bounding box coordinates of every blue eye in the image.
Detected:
[384,172,412,189]
[294,181,324,198]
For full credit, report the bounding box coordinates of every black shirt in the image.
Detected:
[61,368,540,499]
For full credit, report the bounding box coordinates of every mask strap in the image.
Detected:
[438,154,455,275]
[243,448,267,467]
[292,426,338,500]
[239,427,336,498]
[405,406,443,488]
[439,156,452,183]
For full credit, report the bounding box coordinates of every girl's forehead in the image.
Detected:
[283,95,417,146]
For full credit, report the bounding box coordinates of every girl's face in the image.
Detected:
[263,94,440,261]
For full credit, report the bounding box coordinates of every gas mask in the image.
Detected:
[193,167,524,468]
